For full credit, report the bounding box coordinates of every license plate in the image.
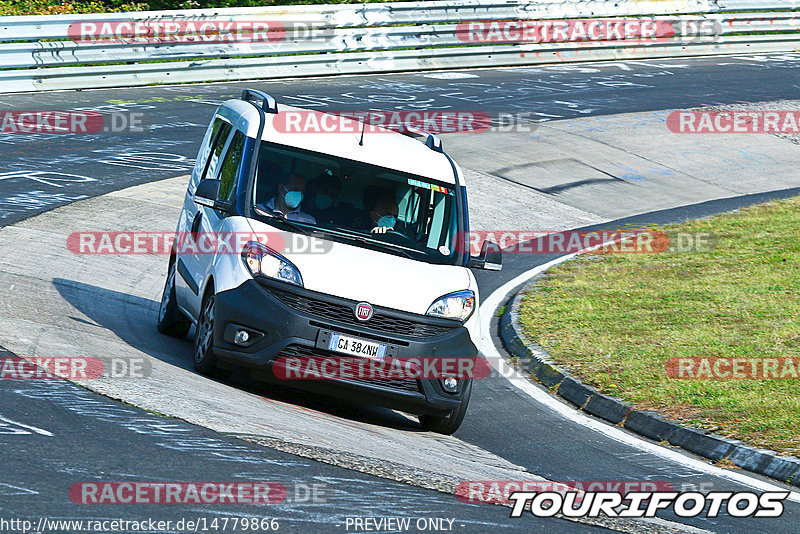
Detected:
[327,333,387,360]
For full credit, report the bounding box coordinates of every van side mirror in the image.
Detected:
[193,179,231,212]
[469,239,502,271]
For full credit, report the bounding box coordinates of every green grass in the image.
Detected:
[0,0,405,16]
[518,195,800,455]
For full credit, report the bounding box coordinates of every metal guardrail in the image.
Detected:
[0,0,798,93]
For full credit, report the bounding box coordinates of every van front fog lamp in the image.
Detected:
[234,330,250,345]
[442,377,458,392]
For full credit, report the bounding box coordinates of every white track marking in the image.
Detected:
[0,415,54,436]
[479,253,800,503]
[0,483,39,496]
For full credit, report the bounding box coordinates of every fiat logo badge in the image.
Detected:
[355,302,373,321]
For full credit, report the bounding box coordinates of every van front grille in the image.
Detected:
[276,344,422,393]
[264,284,457,338]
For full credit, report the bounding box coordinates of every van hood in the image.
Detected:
[247,219,472,315]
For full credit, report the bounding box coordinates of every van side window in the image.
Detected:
[193,117,228,187]
[218,131,245,202]
[202,121,233,182]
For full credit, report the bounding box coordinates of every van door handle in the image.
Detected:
[191,212,202,241]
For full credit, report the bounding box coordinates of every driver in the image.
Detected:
[264,173,316,224]
[368,195,401,235]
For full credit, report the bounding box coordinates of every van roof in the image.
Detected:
[222,99,463,186]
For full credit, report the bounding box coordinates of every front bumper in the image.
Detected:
[213,278,478,415]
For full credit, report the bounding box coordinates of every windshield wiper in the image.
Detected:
[253,204,315,236]
[368,240,416,259]
[326,229,417,260]
[253,208,416,259]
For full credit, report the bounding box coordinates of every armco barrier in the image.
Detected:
[0,0,798,93]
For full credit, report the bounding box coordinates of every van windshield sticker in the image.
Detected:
[408,178,452,195]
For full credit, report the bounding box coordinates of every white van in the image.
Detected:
[157,90,501,434]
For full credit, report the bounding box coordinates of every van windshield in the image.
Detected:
[251,141,462,265]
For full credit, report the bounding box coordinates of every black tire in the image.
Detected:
[419,379,472,434]
[194,291,220,375]
[157,260,191,338]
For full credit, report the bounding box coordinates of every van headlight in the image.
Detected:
[241,241,303,287]
[426,290,475,322]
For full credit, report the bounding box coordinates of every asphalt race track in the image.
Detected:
[2,54,800,226]
[1,54,800,533]
[0,365,579,534]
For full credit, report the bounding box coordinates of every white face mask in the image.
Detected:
[284,191,303,209]
[280,185,303,209]
[314,194,333,210]
[377,215,396,228]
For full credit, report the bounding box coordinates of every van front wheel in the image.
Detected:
[419,380,472,434]
[157,260,191,338]
[194,292,220,375]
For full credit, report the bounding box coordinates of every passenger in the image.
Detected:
[308,171,342,226]
[264,173,316,224]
